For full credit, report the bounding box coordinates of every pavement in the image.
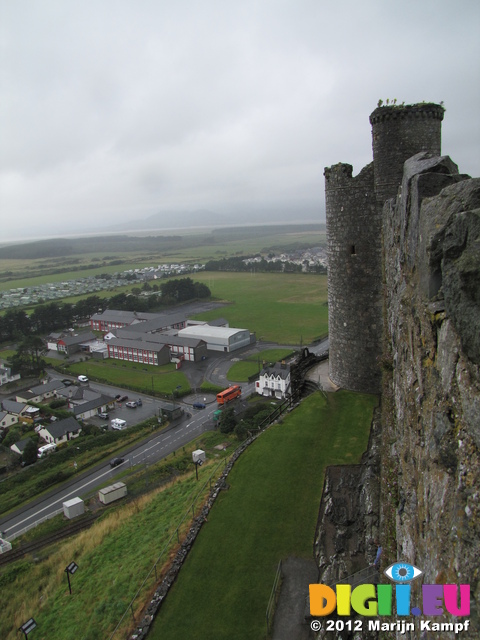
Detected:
[305,358,339,393]
[272,557,319,640]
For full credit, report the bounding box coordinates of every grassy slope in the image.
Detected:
[150,390,378,640]
[1,460,225,640]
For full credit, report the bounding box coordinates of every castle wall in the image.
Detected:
[324,162,382,394]
[382,161,480,637]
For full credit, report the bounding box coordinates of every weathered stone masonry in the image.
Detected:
[319,104,479,639]
[325,103,445,395]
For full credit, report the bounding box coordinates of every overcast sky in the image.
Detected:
[1,0,479,241]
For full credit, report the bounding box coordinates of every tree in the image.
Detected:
[219,407,237,434]
[22,439,38,466]
[8,335,46,375]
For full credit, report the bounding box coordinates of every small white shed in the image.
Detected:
[192,449,206,464]
[98,482,127,505]
[63,497,85,519]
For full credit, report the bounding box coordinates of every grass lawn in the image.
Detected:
[194,272,328,344]
[63,359,190,396]
[227,348,295,382]
[150,390,378,640]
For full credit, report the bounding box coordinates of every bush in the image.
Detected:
[219,407,236,434]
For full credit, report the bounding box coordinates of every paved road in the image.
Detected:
[0,381,255,540]
[0,337,326,540]
[0,403,207,539]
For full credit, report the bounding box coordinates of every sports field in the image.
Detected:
[194,272,328,344]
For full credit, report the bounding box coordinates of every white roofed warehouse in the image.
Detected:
[177,325,253,353]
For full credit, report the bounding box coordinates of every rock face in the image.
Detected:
[317,106,480,639]
[382,164,480,637]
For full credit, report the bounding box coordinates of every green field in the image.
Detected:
[150,390,377,639]
[227,348,295,381]
[62,359,190,396]
[0,226,326,289]
[194,272,328,344]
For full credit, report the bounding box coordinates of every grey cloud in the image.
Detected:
[1,0,479,240]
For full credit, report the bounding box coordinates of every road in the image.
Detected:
[0,383,254,540]
[0,336,327,540]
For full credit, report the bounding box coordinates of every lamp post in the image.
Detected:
[172,385,182,409]
[193,458,203,480]
[65,561,79,595]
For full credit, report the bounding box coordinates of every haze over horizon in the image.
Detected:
[1,0,479,242]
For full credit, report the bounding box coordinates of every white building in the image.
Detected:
[177,325,252,353]
[256,362,291,399]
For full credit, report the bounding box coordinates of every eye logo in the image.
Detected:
[384,562,423,583]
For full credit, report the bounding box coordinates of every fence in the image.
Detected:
[108,456,230,639]
[5,507,64,542]
[266,560,283,635]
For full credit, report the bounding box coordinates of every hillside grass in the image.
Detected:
[0,429,241,640]
[0,468,216,640]
[150,390,378,640]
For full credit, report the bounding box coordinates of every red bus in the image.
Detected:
[216,385,242,405]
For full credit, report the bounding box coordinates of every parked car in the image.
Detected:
[62,379,74,386]
[110,457,124,468]
[111,418,127,430]
[125,401,137,408]
[98,412,109,419]
[119,395,128,402]
[115,394,122,400]
[78,375,89,383]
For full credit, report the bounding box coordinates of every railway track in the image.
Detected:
[0,514,99,568]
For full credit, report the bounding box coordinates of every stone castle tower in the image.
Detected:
[325,103,445,394]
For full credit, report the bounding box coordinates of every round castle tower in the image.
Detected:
[325,103,444,394]
[370,102,444,207]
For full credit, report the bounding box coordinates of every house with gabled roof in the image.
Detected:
[256,362,292,399]
[0,362,21,387]
[0,410,17,429]
[39,417,82,445]
[71,395,114,420]
[16,380,65,404]
[10,437,34,456]
[1,399,28,420]
[56,331,96,355]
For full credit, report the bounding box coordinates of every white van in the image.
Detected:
[38,443,57,458]
[78,375,89,383]
[111,419,127,431]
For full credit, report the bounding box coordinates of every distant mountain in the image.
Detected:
[108,209,226,232]
[102,203,323,233]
